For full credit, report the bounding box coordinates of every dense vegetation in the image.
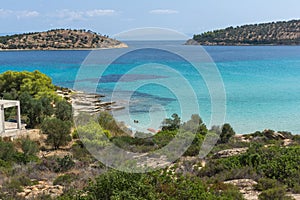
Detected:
[0,29,127,50]
[0,70,300,199]
[0,70,72,130]
[190,19,300,45]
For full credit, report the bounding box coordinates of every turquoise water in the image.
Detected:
[0,42,299,134]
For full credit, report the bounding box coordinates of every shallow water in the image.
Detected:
[0,42,299,134]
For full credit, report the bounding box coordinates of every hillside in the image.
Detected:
[0,29,127,50]
[187,19,300,45]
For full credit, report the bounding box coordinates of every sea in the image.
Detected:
[0,41,299,134]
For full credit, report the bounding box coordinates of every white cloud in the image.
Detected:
[55,9,85,21]
[0,9,39,19]
[17,11,40,19]
[85,9,116,17]
[149,9,179,14]
[0,9,13,18]
[54,9,116,21]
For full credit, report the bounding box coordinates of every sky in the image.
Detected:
[0,0,299,38]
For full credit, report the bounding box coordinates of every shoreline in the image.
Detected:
[0,45,128,52]
[56,89,125,116]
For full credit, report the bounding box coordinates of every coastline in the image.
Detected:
[56,88,125,116]
[185,39,300,46]
[0,44,128,51]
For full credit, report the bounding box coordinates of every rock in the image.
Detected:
[18,192,26,197]
[287,193,300,200]
[214,148,248,158]
[184,39,200,45]
[224,179,260,200]
[19,181,64,199]
[24,189,32,194]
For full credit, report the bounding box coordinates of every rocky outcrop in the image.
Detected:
[17,180,63,199]
[56,89,125,116]
[224,179,260,200]
[214,147,248,158]
[185,39,200,45]
[0,29,128,50]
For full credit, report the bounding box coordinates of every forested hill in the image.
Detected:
[0,29,127,50]
[187,19,300,45]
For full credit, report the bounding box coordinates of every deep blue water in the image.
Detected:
[0,41,299,134]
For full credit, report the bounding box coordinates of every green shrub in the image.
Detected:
[41,117,72,149]
[56,155,75,172]
[0,139,17,162]
[55,99,72,122]
[258,187,292,200]
[255,178,283,191]
[2,178,23,193]
[218,123,236,144]
[72,130,79,139]
[53,174,76,186]
[15,137,40,164]
[41,155,75,173]
[71,141,94,162]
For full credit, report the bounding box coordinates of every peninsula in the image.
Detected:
[186,19,300,45]
[0,29,127,50]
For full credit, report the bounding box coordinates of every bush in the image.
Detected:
[72,130,79,139]
[0,71,58,128]
[41,117,72,149]
[16,137,40,164]
[56,155,75,172]
[0,139,16,162]
[255,178,284,191]
[98,112,127,136]
[53,174,76,186]
[85,170,157,200]
[161,113,181,131]
[71,141,94,163]
[76,121,110,151]
[218,123,235,144]
[40,155,75,173]
[258,187,292,200]
[55,100,72,122]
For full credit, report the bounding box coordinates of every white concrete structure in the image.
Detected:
[0,100,21,134]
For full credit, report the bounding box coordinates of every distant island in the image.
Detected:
[0,29,127,50]
[186,19,300,45]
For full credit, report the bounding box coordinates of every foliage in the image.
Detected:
[0,29,115,50]
[98,112,127,136]
[53,174,76,186]
[219,123,235,144]
[56,155,75,172]
[15,137,40,164]
[40,155,75,173]
[258,187,293,200]
[55,99,72,122]
[76,121,110,151]
[81,170,244,200]
[41,117,72,149]
[0,70,73,128]
[0,175,35,198]
[254,146,300,187]
[0,70,55,98]
[71,141,94,163]
[193,19,300,45]
[161,113,181,131]
[0,139,17,163]
[181,114,208,135]
[84,170,157,200]
[254,178,284,191]
[153,130,177,148]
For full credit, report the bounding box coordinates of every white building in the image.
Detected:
[0,100,22,134]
